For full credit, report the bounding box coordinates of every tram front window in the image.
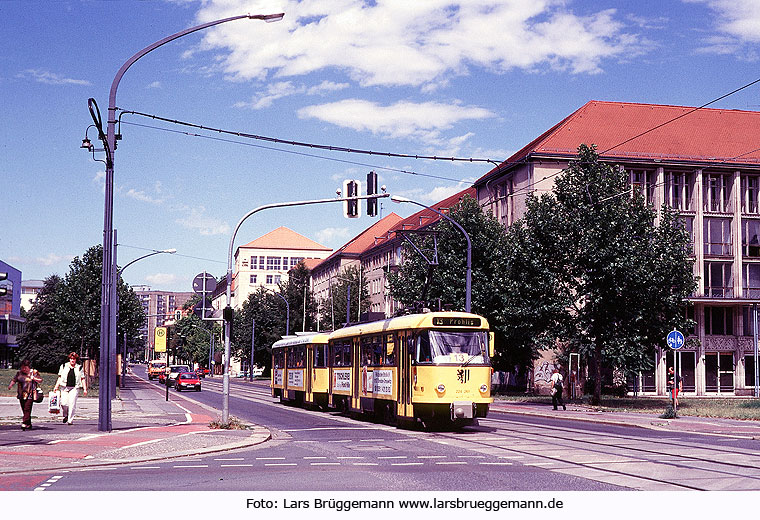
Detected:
[415,330,488,365]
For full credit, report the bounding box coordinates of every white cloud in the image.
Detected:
[126,188,164,205]
[197,1,645,87]
[686,0,760,55]
[315,226,351,245]
[145,273,182,286]
[236,79,350,109]
[17,69,91,86]
[175,206,230,236]
[298,99,493,143]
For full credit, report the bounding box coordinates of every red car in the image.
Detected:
[175,372,202,392]
[195,367,210,378]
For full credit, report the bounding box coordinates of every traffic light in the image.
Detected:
[367,171,378,217]
[342,179,361,218]
[175,309,182,321]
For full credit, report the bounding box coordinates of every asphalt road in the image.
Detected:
[37,365,760,491]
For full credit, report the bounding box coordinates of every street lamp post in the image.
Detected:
[390,196,472,313]
[86,12,284,432]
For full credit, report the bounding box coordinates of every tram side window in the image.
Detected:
[384,334,396,366]
[416,331,432,364]
[288,346,306,368]
[361,337,372,366]
[273,350,285,369]
[331,341,351,367]
[314,345,327,368]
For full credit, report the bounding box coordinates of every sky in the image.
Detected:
[2,0,760,293]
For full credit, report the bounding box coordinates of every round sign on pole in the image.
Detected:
[667,330,685,350]
[192,272,217,295]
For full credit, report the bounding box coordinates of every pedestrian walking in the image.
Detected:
[550,367,566,410]
[667,367,682,407]
[8,359,43,430]
[53,352,87,425]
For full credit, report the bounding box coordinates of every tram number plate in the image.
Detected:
[432,317,480,327]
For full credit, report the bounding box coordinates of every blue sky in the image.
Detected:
[2,0,760,292]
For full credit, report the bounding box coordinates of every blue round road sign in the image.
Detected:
[667,330,685,350]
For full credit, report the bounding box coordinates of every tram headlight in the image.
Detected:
[436,383,446,393]
[480,384,488,393]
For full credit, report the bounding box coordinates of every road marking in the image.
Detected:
[524,462,554,466]
[457,455,486,459]
[131,466,161,469]
[256,457,286,460]
[173,465,208,468]
[417,455,447,459]
[265,463,298,467]
[303,456,327,460]
[353,463,379,466]
[480,462,513,466]
[337,456,365,459]
[310,462,341,466]
[391,462,424,466]
[328,439,352,443]
[221,464,254,467]
[214,457,245,461]
[378,456,407,459]
[436,461,468,465]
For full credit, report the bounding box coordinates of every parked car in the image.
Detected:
[148,360,166,381]
[164,365,190,387]
[175,371,201,392]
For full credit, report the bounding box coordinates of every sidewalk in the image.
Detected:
[0,373,270,476]
[489,399,760,439]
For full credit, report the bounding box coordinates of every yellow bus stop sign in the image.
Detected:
[155,327,167,353]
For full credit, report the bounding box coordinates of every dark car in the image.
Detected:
[175,371,201,392]
[195,367,210,379]
[163,365,190,387]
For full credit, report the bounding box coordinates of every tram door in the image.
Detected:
[398,331,412,419]
[352,337,360,412]
[306,346,312,403]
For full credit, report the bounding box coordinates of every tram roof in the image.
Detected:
[328,311,489,340]
[271,332,330,349]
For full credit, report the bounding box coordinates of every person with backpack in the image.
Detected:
[53,352,87,425]
[550,367,566,410]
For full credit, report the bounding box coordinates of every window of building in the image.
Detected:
[742,175,760,214]
[666,171,691,210]
[742,219,760,258]
[742,306,759,336]
[704,218,732,256]
[705,262,733,298]
[705,353,734,393]
[680,216,695,255]
[266,256,281,271]
[274,275,281,285]
[666,350,696,392]
[744,263,760,298]
[745,355,758,388]
[249,274,257,285]
[704,173,730,212]
[266,275,273,284]
[290,257,304,268]
[259,256,266,270]
[705,306,733,335]
[627,168,656,205]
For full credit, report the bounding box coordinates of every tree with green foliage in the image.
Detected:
[16,245,145,372]
[501,145,697,404]
[174,314,220,367]
[387,195,523,369]
[320,265,370,330]
[17,275,66,370]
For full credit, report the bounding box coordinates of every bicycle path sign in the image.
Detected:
[667,329,685,350]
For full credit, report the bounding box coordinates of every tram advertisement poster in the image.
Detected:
[273,369,283,386]
[288,369,304,388]
[372,370,393,395]
[333,369,351,391]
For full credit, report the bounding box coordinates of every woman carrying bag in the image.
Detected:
[53,352,87,425]
[8,359,43,430]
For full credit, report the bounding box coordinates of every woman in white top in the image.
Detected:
[53,352,88,424]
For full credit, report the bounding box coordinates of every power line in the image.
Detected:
[120,120,469,184]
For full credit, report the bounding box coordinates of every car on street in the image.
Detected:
[175,371,201,392]
[195,367,210,378]
[162,365,190,387]
[148,360,166,380]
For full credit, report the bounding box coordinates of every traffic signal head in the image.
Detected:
[366,171,378,217]
[342,179,361,218]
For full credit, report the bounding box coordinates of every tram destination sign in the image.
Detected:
[433,317,481,327]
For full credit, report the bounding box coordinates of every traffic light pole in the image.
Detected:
[222,193,388,423]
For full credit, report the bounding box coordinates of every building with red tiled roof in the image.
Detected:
[473,100,760,397]
[310,188,478,328]
[232,227,331,308]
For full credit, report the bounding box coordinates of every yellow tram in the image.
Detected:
[271,311,493,428]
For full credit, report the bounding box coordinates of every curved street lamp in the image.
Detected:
[87,12,284,432]
[390,195,472,313]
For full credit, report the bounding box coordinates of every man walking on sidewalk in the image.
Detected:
[551,367,566,411]
[53,352,87,424]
